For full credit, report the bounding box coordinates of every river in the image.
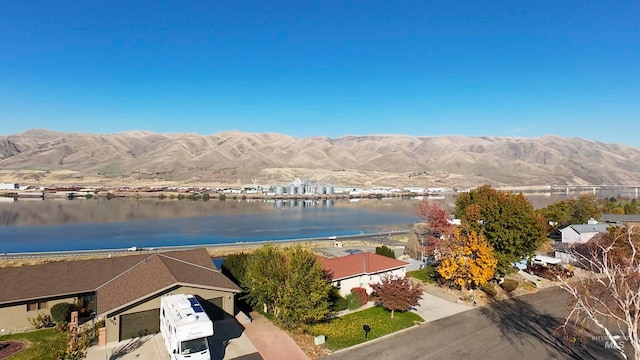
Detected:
[0,193,619,253]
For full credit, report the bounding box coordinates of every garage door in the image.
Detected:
[205,297,224,320]
[119,309,160,340]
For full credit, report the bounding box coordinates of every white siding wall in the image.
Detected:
[561,228,581,244]
[561,228,600,244]
[334,268,407,297]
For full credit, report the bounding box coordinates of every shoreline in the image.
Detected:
[0,236,404,268]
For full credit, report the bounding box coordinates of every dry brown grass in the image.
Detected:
[287,328,331,359]
[3,130,639,188]
[0,239,357,269]
[0,252,140,268]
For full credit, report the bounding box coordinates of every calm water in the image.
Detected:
[0,191,630,253]
[0,198,422,253]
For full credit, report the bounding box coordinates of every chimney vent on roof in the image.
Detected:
[587,218,598,225]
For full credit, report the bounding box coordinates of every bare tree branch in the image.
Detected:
[558,226,640,360]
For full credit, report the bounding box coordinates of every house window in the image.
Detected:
[26,301,47,311]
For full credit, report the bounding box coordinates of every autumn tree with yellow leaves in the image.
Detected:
[437,229,498,290]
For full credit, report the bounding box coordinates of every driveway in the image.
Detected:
[85,317,261,360]
[412,291,473,323]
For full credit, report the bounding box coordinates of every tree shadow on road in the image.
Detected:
[478,294,619,360]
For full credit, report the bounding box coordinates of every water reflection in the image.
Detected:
[0,191,636,253]
[1,191,635,227]
[0,203,419,252]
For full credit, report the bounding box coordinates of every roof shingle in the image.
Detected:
[317,252,408,281]
[0,249,241,314]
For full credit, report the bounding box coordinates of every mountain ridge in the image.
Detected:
[1,129,639,188]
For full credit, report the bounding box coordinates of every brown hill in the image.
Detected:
[0,129,639,187]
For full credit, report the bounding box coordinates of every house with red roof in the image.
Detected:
[317,252,409,297]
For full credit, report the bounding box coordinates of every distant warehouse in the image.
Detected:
[0,183,19,190]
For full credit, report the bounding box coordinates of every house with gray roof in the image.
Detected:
[600,214,640,227]
[0,248,240,343]
[560,221,609,244]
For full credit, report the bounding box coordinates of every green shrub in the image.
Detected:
[50,303,75,324]
[375,245,396,259]
[331,295,348,312]
[219,193,226,200]
[202,193,210,201]
[480,283,497,297]
[345,294,360,310]
[328,288,348,312]
[157,193,166,199]
[501,279,519,293]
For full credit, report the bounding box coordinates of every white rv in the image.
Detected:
[160,294,214,360]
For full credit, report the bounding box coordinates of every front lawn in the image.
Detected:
[407,265,438,284]
[306,306,423,350]
[0,328,66,360]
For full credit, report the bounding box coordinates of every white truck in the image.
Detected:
[160,294,214,360]
[530,255,562,266]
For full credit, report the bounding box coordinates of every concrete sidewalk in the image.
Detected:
[242,311,309,360]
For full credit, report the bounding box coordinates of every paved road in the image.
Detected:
[325,287,619,360]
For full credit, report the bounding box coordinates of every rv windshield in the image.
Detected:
[180,338,208,355]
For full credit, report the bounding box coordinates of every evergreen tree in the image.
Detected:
[375,245,396,259]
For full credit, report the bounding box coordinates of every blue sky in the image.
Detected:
[1,1,638,146]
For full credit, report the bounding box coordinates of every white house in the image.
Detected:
[560,222,609,244]
[317,252,409,297]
